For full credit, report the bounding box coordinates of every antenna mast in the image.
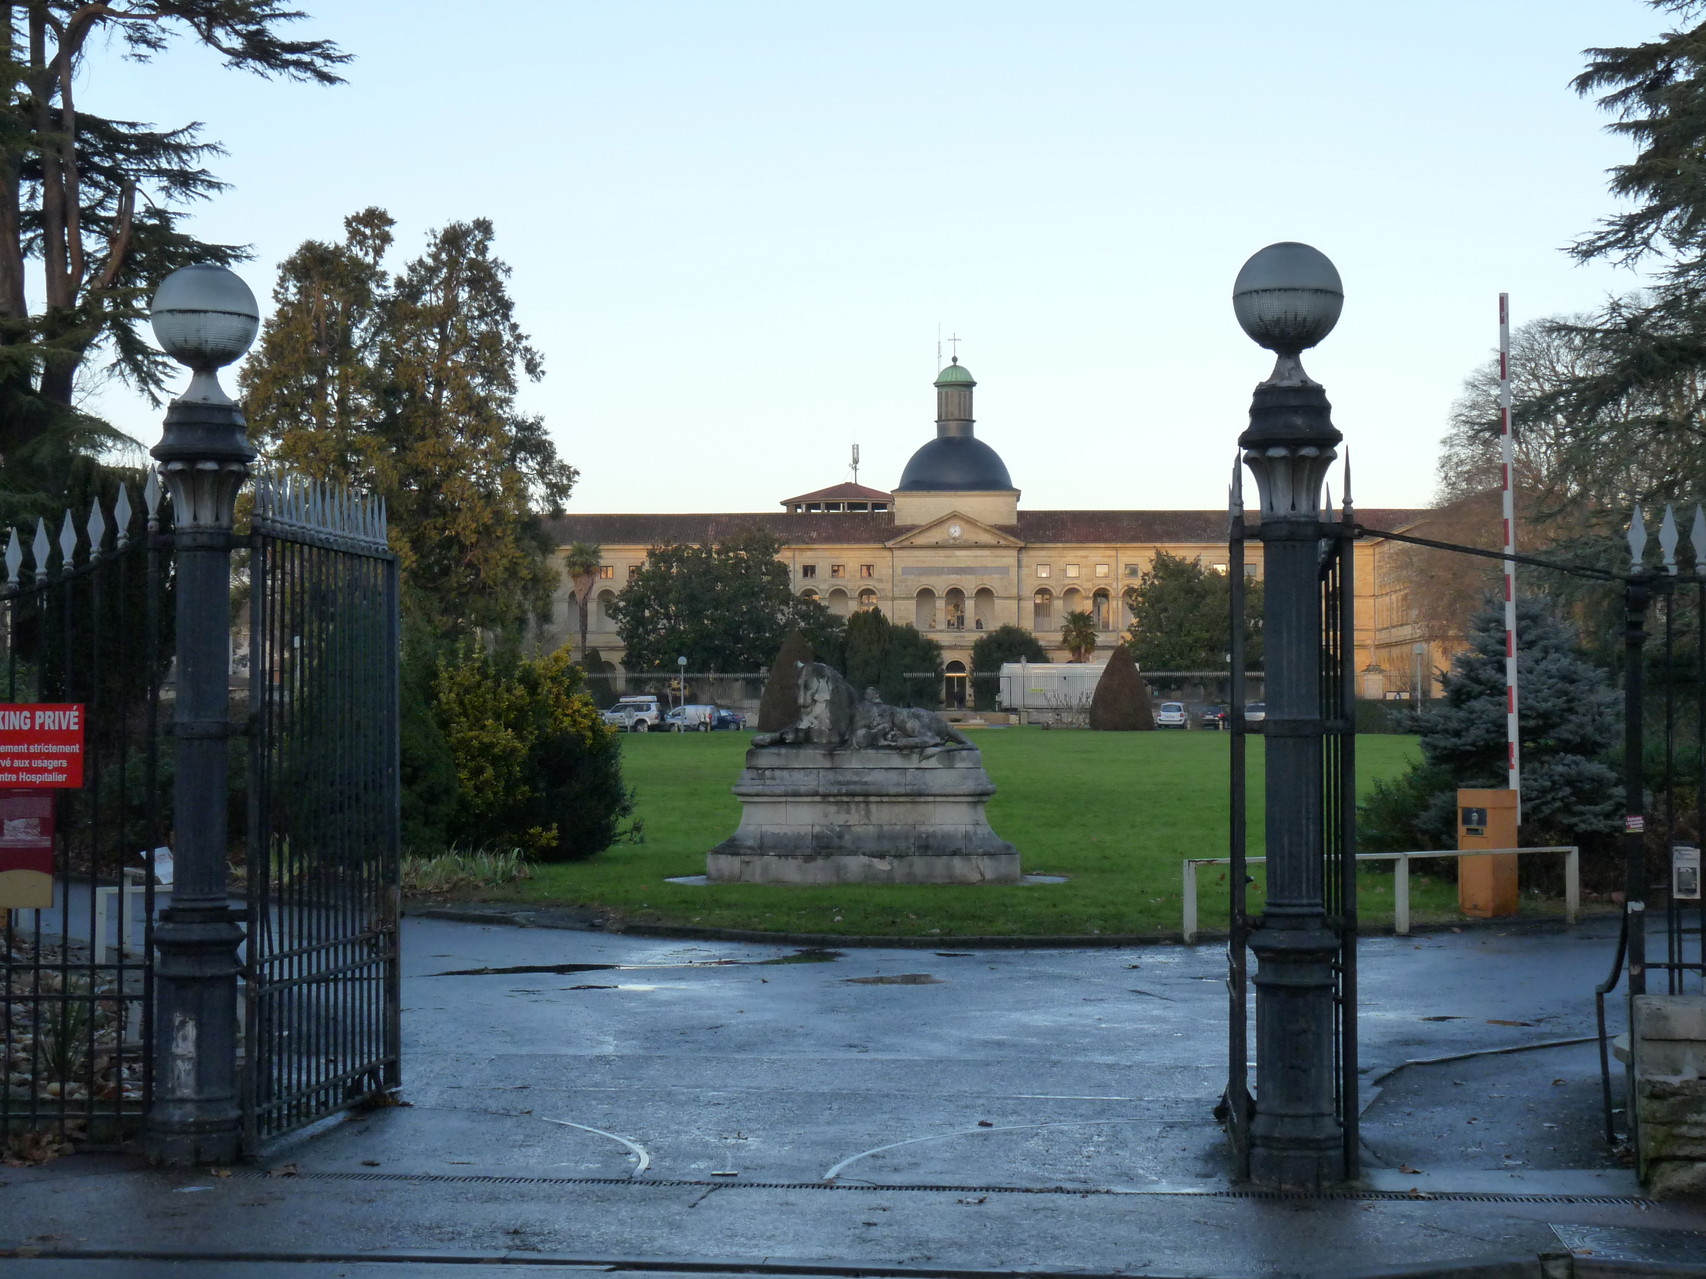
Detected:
[850,444,860,484]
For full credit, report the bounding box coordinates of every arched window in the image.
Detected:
[857,588,878,611]
[944,587,966,630]
[973,587,995,631]
[945,659,968,709]
[914,588,937,631]
[1033,587,1053,630]
[1092,588,1112,631]
[827,588,850,617]
[801,588,820,603]
[597,589,618,627]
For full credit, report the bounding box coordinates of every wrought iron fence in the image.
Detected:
[0,478,169,1147]
[243,474,400,1150]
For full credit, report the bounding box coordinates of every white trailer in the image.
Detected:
[997,662,1107,723]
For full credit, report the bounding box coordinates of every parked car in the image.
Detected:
[1244,701,1266,730]
[664,704,717,732]
[1200,704,1229,730]
[1156,701,1189,729]
[713,707,747,730]
[601,695,664,732]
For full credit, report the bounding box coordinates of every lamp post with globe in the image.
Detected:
[145,263,259,1165]
[1232,241,1348,1189]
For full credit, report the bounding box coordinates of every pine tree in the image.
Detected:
[758,632,815,732]
[1361,596,1621,850]
[0,4,347,520]
[242,212,579,639]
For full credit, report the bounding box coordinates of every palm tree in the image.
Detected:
[1060,610,1098,663]
[564,542,603,661]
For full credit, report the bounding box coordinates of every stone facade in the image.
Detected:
[1633,994,1706,1198]
[544,362,1450,701]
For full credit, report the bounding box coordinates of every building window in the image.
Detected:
[627,565,640,582]
[598,565,615,580]
[859,564,874,578]
[1036,564,1051,579]
[857,588,878,610]
[801,564,817,579]
[1033,588,1053,630]
[1244,564,1259,578]
[830,564,846,578]
[1065,564,1080,578]
[1212,563,1228,574]
[1095,563,1110,578]
[1126,564,1142,577]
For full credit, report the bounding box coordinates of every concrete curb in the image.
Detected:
[405,901,1620,951]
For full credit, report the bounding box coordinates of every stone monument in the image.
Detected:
[707,662,1019,884]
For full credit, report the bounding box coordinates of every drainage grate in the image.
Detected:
[234,1167,1648,1206]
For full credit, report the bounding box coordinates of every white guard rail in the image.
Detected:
[1179,846,1579,943]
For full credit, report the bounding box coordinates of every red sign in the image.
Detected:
[0,703,85,788]
[0,790,53,908]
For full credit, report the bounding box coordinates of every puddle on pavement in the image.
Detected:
[754,948,844,965]
[843,973,942,985]
[430,948,844,977]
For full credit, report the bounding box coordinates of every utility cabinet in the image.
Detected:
[1457,788,1519,918]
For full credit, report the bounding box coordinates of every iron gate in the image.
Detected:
[243,475,401,1150]
[1223,483,1359,1179]
[0,478,169,1147]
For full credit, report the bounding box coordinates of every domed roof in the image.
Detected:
[896,435,1014,491]
[933,359,975,386]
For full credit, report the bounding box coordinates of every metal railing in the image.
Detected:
[1181,845,1580,943]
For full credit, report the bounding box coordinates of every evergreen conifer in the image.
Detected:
[758,632,815,732]
[1360,596,1621,854]
[1089,645,1155,731]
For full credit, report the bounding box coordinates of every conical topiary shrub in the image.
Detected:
[1089,645,1155,730]
[757,632,815,732]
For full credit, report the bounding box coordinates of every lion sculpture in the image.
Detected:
[752,661,971,753]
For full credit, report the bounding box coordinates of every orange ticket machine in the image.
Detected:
[1457,788,1519,918]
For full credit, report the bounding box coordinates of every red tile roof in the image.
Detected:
[544,507,1432,549]
[781,482,893,506]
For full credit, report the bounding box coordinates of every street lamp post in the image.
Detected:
[144,264,259,1165]
[677,655,688,712]
[1233,241,1348,1189]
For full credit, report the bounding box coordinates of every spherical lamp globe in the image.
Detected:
[150,264,259,402]
[1232,242,1342,357]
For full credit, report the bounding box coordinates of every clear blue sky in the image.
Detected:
[89,0,1666,514]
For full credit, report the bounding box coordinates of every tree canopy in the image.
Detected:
[841,607,944,707]
[970,623,1047,711]
[242,209,578,638]
[1360,596,1621,853]
[0,3,347,522]
[612,527,840,675]
[1123,551,1263,672]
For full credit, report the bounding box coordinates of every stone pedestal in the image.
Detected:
[707,745,1019,884]
[1632,994,1706,1199]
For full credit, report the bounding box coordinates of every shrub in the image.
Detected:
[1089,645,1155,730]
[758,632,815,731]
[971,624,1047,711]
[434,648,633,862]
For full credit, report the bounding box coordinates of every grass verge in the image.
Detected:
[469,727,1571,939]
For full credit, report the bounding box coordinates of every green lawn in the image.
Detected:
[484,728,1561,939]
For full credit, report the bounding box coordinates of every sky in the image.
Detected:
[83,0,1672,515]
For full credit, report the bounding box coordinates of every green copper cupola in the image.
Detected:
[934,357,976,438]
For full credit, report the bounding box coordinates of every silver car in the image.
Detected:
[1156,701,1189,729]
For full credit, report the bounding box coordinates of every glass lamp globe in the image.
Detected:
[150,264,259,403]
[1232,243,1342,379]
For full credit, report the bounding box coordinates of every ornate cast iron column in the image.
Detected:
[144,264,259,1165]
[1233,242,1348,1189]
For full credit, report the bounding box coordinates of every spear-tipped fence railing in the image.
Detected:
[0,476,170,1146]
[243,470,400,1151]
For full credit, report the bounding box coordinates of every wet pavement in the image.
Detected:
[3,915,1704,1277]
